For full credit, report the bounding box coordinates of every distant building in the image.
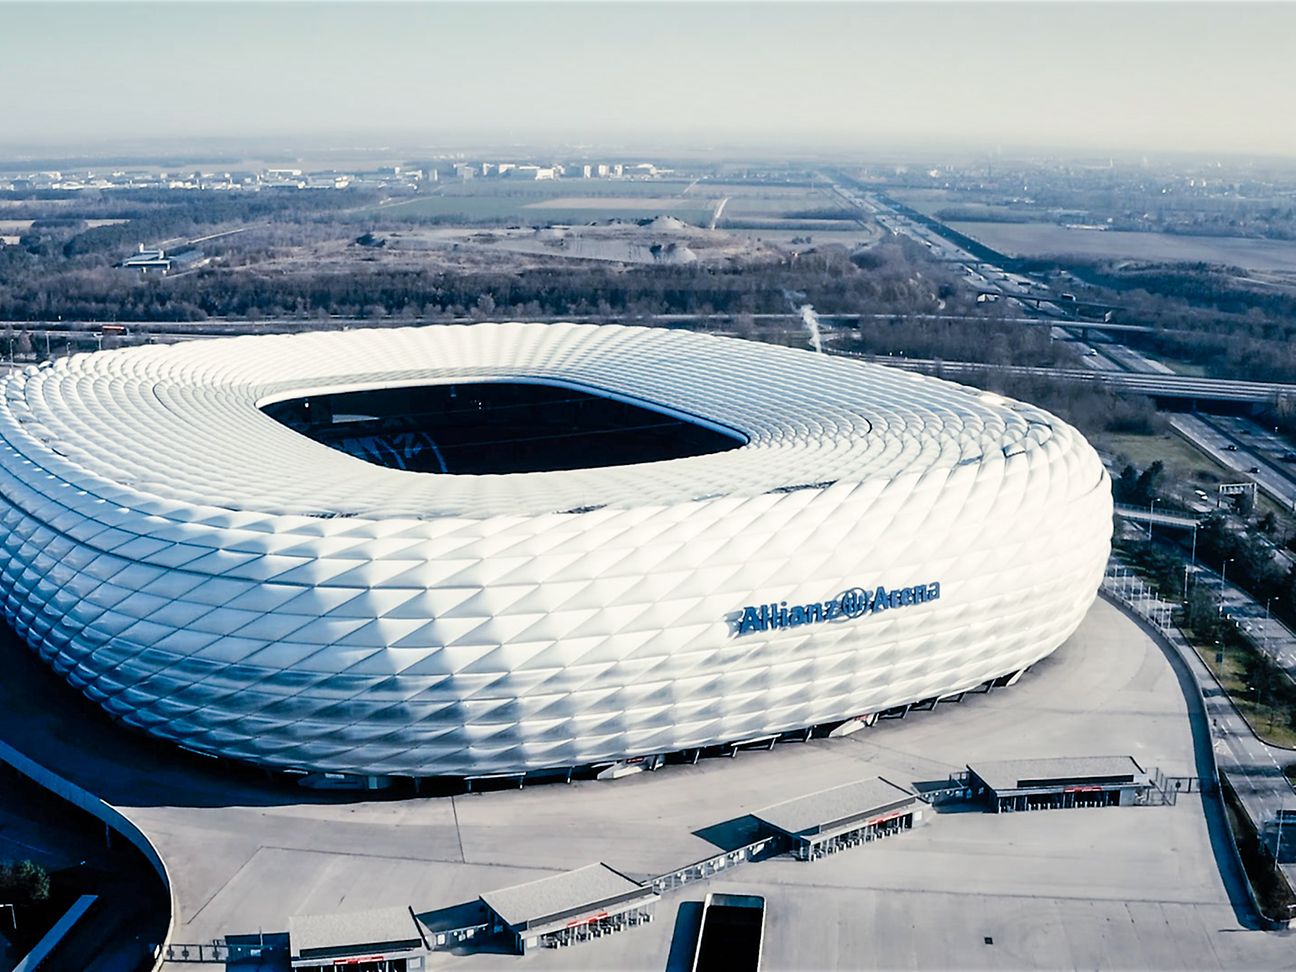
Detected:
[582,164,592,178]
[511,165,556,181]
[120,244,171,274]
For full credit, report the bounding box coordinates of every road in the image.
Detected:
[1104,565,1296,895]
[841,352,1296,405]
[1201,563,1296,674]
[2,596,1293,967]
[1171,413,1296,511]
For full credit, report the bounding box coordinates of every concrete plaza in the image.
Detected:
[1,597,1292,969]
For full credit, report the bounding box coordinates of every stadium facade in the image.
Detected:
[0,323,1111,779]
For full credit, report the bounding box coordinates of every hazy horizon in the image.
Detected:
[5,1,1296,160]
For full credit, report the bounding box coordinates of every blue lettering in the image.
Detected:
[872,586,889,613]
[736,581,942,634]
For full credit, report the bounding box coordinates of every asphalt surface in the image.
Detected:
[1171,413,1296,513]
[2,597,1293,969]
[1103,566,1296,896]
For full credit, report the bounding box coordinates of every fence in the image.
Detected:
[649,836,780,895]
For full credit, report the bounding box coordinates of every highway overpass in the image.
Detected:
[842,353,1296,407]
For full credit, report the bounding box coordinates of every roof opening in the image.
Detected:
[261,379,746,475]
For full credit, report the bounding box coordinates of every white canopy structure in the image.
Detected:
[0,323,1111,777]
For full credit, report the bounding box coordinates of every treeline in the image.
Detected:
[1030,260,1296,384]
[2,187,380,264]
[935,367,1163,437]
[0,237,974,323]
[844,316,1077,369]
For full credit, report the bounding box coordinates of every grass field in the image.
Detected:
[949,220,1296,272]
[1101,429,1294,526]
[1100,430,1233,480]
[373,180,846,229]
[1193,638,1296,749]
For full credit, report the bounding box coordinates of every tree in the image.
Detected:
[1114,464,1139,504]
[1134,460,1165,505]
[1233,489,1255,516]
[0,860,50,906]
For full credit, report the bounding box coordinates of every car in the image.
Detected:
[1224,444,1238,452]
[1281,452,1296,464]
[1248,466,1261,473]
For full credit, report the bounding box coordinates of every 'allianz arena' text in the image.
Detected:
[0,324,1112,777]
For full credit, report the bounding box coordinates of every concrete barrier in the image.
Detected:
[12,894,97,972]
[0,739,175,971]
[1099,588,1289,930]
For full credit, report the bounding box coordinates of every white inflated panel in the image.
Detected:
[0,323,1111,775]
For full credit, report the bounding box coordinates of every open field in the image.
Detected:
[950,220,1296,272]
[1192,638,1296,749]
[1099,430,1236,482]
[1100,429,1295,526]
[374,180,862,233]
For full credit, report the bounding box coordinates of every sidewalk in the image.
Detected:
[1102,564,1296,914]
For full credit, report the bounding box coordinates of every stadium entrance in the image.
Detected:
[262,380,746,475]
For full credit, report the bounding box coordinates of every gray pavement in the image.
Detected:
[1195,562,1296,684]
[3,596,1294,968]
[1171,413,1296,513]
[1103,566,1296,909]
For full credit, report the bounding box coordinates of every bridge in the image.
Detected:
[843,354,1296,406]
[1113,505,1201,530]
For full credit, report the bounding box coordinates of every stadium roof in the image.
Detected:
[0,322,1069,520]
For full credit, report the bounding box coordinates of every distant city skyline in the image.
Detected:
[4,1,1296,159]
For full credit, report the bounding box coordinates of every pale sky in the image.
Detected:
[4,1,1295,157]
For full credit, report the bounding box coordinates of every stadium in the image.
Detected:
[0,323,1111,780]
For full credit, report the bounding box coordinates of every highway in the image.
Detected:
[1171,413,1296,511]
[841,352,1296,405]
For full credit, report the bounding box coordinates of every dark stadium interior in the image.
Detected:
[262,381,746,474]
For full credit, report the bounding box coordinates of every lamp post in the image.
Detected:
[1,903,15,930]
[1219,558,1234,617]
[1216,558,1234,665]
[1148,498,1158,540]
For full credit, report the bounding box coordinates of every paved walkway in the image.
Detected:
[1103,565,1296,914]
[2,598,1293,966]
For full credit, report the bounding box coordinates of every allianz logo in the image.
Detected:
[737,582,942,636]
